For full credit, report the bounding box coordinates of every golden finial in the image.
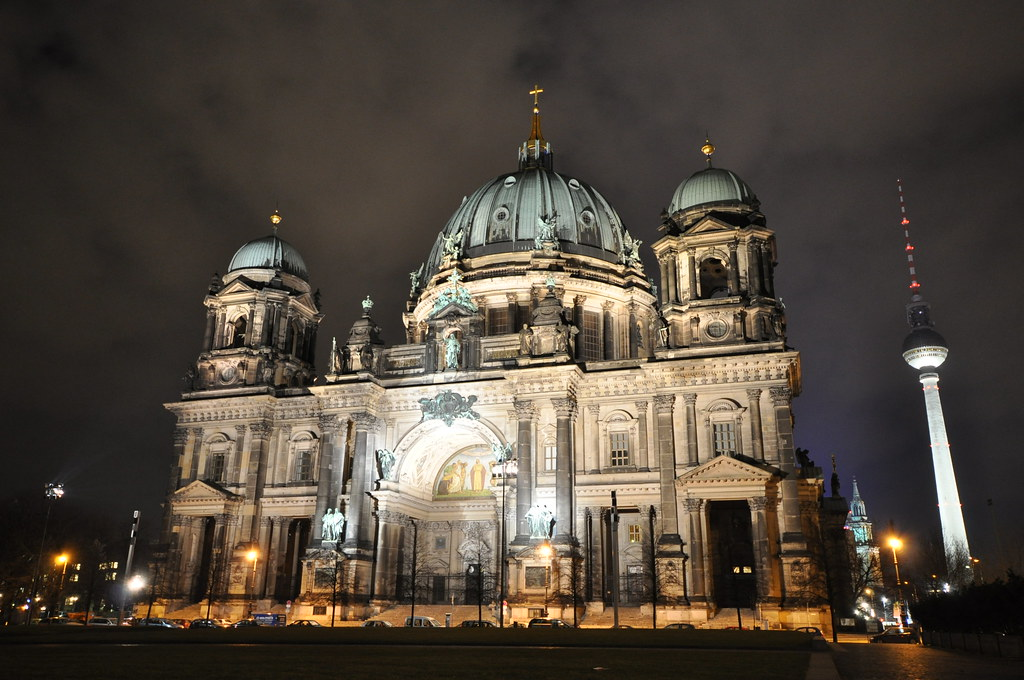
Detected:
[270,208,282,231]
[526,84,546,147]
[701,135,715,166]
[530,84,544,111]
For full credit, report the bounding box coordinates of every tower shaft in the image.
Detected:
[919,372,970,574]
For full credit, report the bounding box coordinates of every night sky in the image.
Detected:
[4,2,1022,578]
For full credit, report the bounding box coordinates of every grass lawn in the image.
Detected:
[1,628,814,679]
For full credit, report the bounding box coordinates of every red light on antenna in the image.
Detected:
[905,244,914,251]
[909,281,921,289]
[901,218,910,225]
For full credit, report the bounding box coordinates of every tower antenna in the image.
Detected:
[897,179,921,295]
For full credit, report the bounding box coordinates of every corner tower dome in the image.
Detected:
[228,210,309,281]
[668,139,759,214]
[420,89,634,280]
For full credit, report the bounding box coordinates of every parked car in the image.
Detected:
[664,623,695,630]
[362,620,393,627]
[211,619,232,628]
[794,626,824,637]
[136,618,182,628]
[40,617,84,625]
[86,617,117,626]
[231,619,262,628]
[404,615,442,627]
[870,628,917,644]
[528,618,572,628]
[459,619,496,627]
[288,620,323,627]
[189,618,222,629]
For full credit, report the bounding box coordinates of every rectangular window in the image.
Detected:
[543,444,557,472]
[487,307,510,335]
[434,536,447,551]
[609,432,630,467]
[313,605,327,616]
[628,525,642,543]
[525,566,548,588]
[712,423,737,456]
[582,311,601,361]
[209,452,226,482]
[294,450,313,482]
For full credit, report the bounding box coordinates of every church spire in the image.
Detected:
[519,84,553,170]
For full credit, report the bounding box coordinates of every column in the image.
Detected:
[168,429,188,494]
[667,252,679,304]
[654,395,682,546]
[684,498,706,601]
[585,405,600,473]
[602,301,615,360]
[658,256,670,305]
[244,307,256,346]
[770,387,804,544]
[687,248,698,300]
[748,497,770,600]
[627,305,638,358]
[728,242,740,294]
[573,295,586,361]
[635,401,650,470]
[311,414,339,547]
[749,242,763,296]
[760,245,775,298]
[202,310,216,351]
[552,397,577,544]
[507,293,518,333]
[187,428,204,481]
[513,400,536,544]
[682,393,698,466]
[265,517,285,598]
[746,388,764,461]
[344,412,379,551]
[246,422,272,540]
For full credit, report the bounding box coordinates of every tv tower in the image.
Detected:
[897,181,971,579]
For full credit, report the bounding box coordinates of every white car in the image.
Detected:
[87,617,117,626]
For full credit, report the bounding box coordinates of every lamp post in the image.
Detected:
[887,537,904,628]
[54,554,69,616]
[537,539,553,617]
[246,548,259,619]
[492,443,516,627]
[126,575,145,623]
[27,483,64,625]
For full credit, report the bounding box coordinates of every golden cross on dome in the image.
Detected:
[530,84,544,109]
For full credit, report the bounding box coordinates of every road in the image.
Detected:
[828,634,1021,680]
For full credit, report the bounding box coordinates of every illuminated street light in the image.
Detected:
[54,554,69,616]
[537,539,553,617]
[887,537,905,629]
[246,547,259,618]
[28,484,64,625]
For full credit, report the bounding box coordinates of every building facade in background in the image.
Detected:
[158,103,838,628]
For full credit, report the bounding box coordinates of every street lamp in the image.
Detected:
[125,575,145,623]
[537,539,553,617]
[54,554,69,616]
[491,442,516,627]
[246,548,259,618]
[887,537,904,629]
[27,483,64,625]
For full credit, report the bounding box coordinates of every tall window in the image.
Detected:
[628,524,642,543]
[610,432,630,467]
[294,449,313,482]
[487,307,510,335]
[209,452,226,482]
[712,423,737,456]
[582,311,601,361]
[543,444,557,471]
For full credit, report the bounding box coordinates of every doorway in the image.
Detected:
[708,500,757,609]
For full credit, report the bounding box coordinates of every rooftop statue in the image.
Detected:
[534,213,559,250]
[362,296,374,313]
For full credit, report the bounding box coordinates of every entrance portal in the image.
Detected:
[708,500,757,609]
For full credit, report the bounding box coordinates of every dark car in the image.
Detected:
[288,620,323,627]
[459,619,496,627]
[361,620,393,627]
[664,622,695,630]
[795,626,824,637]
[528,618,572,628]
[189,618,221,628]
[231,619,261,628]
[136,618,182,628]
[870,628,917,644]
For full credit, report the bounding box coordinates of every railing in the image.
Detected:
[921,629,1024,658]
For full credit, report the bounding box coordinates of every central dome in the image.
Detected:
[422,166,627,277]
[229,233,309,281]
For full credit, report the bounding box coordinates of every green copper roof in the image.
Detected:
[669,167,757,214]
[228,234,309,280]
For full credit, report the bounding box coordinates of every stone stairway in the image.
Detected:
[368,604,499,627]
[706,607,757,629]
[579,605,653,629]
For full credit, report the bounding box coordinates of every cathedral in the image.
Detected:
[158,95,837,630]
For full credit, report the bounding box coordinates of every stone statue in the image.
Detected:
[321,508,336,541]
[534,213,558,249]
[831,453,841,497]
[409,269,420,295]
[359,343,374,371]
[376,448,396,482]
[518,324,533,355]
[657,319,669,348]
[329,337,343,374]
[331,508,345,542]
[362,296,374,313]
[491,442,514,464]
[526,504,554,539]
[620,232,643,269]
[444,333,461,369]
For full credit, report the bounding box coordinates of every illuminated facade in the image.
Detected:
[158,101,833,628]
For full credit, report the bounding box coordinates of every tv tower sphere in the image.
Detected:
[902,304,949,369]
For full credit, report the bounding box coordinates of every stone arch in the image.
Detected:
[390,417,506,497]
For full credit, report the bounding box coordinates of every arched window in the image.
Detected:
[699,257,730,299]
[703,399,745,459]
[230,317,247,348]
[601,410,637,470]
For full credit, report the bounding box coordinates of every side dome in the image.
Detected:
[669,167,758,214]
[423,166,629,277]
[229,234,309,281]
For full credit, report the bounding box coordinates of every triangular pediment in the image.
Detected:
[686,215,737,235]
[216,278,257,296]
[677,455,776,485]
[428,301,478,321]
[170,479,241,504]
